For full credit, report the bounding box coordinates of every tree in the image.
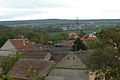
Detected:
[0,35,8,48]
[72,37,87,51]
[1,52,27,74]
[53,32,68,43]
[0,33,17,48]
[40,34,51,45]
[85,28,120,80]
[25,66,45,80]
[78,30,85,38]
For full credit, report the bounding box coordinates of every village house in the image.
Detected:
[82,32,97,43]
[6,58,55,80]
[46,50,94,80]
[0,39,40,56]
[50,39,75,56]
[51,47,72,53]
[69,32,78,39]
[49,53,67,62]
[54,40,75,47]
[35,44,50,51]
[47,50,104,80]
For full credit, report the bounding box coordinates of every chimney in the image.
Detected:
[23,39,25,45]
[22,36,24,39]
[22,36,25,45]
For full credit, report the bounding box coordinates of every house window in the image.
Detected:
[94,78,100,80]
[73,57,75,60]
[67,57,69,60]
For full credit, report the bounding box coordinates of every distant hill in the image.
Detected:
[0,19,74,25]
[1,19,120,26]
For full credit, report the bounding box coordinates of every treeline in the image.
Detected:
[0,26,69,47]
[85,26,120,80]
[1,19,120,25]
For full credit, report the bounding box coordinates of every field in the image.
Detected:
[0,19,119,36]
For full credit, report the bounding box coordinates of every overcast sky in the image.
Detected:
[0,0,120,21]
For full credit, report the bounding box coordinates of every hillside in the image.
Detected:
[0,19,119,35]
[0,19,120,26]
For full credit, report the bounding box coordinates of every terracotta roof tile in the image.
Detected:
[86,37,96,40]
[68,40,75,47]
[6,58,54,80]
[82,35,89,39]
[10,39,40,52]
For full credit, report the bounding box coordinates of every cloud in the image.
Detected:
[0,7,47,19]
[0,0,66,8]
[0,7,101,21]
[1,0,120,21]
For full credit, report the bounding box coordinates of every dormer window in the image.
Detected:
[94,78,100,80]
[67,57,69,60]
[73,57,75,60]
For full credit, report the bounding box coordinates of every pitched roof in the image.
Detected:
[6,58,54,80]
[54,40,75,47]
[82,35,89,39]
[74,50,94,61]
[50,53,67,62]
[51,47,72,53]
[46,69,89,80]
[55,50,94,69]
[24,52,50,59]
[67,40,75,47]
[10,39,40,52]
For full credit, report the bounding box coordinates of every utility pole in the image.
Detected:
[76,17,79,26]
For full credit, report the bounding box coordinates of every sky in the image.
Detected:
[0,0,120,21]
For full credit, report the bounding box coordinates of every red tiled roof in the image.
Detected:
[69,32,78,38]
[10,39,40,52]
[82,35,89,39]
[6,58,55,80]
[39,48,50,51]
[68,40,75,47]
[86,37,96,40]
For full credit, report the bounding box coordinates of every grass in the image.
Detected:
[47,30,95,36]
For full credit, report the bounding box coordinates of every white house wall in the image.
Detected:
[0,40,17,56]
[1,40,17,50]
[0,51,16,56]
[56,53,86,69]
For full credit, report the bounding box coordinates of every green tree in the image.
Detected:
[0,75,14,80]
[25,32,51,45]
[40,34,51,45]
[1,52,27,74]
[25,66,45,80]
[0,33,17,48]
[78,31,85,38]
[72,37,87,51]
[53,32,68,43]
[85,28,120,80]
[0,35,9,48]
